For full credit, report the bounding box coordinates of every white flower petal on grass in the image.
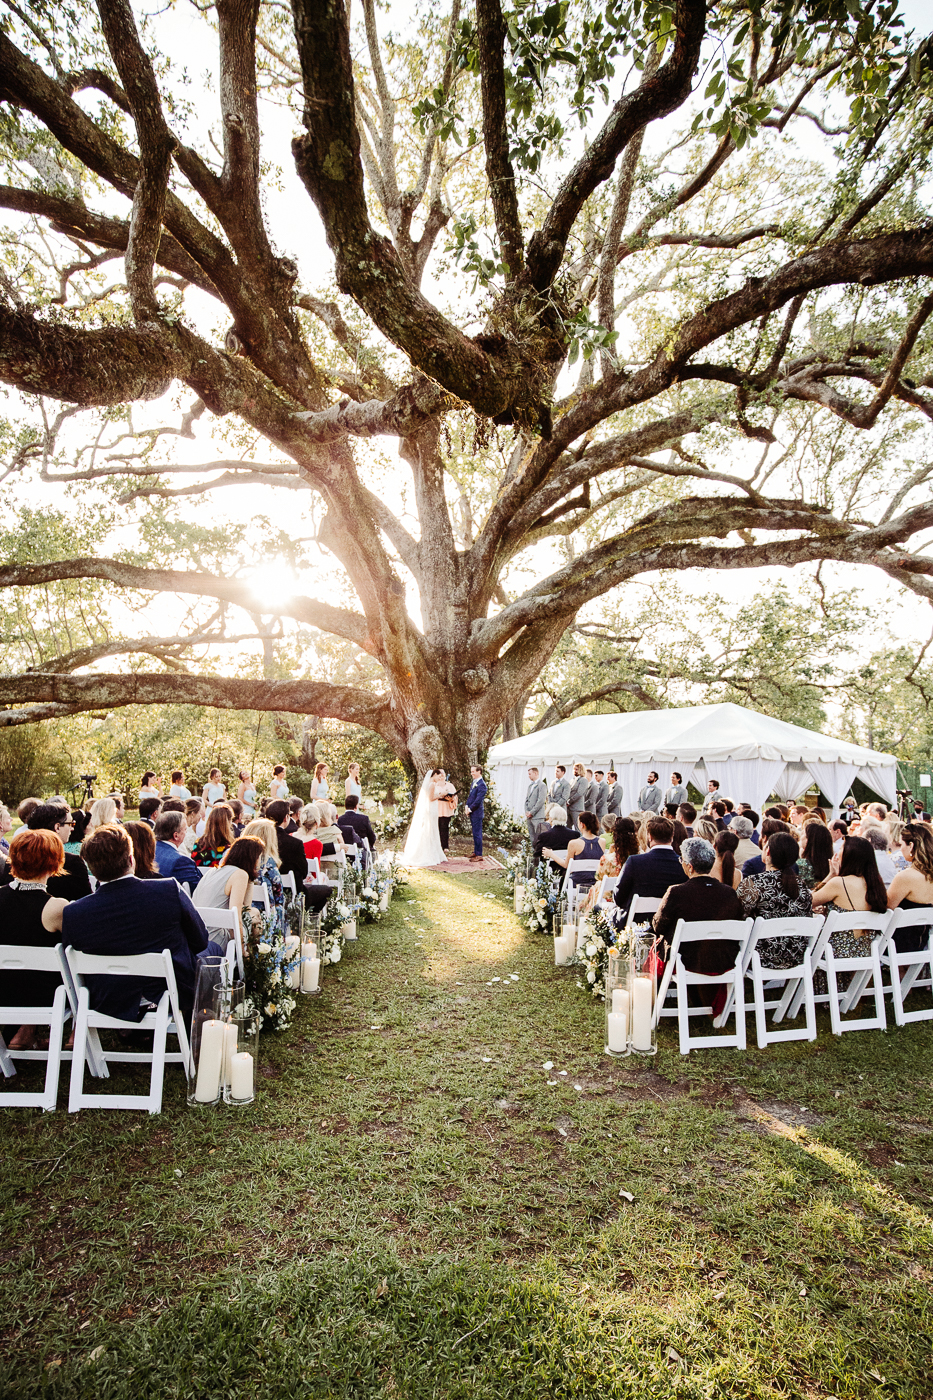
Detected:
[481,1056,492,1062]
[573,1084,583,1091]
[559,1070,568,1076]
[547,1080,557,1086]
[557,1126,567,1137]
[542,1061,554,1070]
[618,1189,635,1202]
[509,974,519,981]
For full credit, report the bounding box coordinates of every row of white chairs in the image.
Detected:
[0,903,249,1113]
[614,899,931,1055]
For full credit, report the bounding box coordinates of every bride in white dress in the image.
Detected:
[402,769,446,867]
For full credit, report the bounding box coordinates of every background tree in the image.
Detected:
[0,0,933,788]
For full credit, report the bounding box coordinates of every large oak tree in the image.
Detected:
[1,0,933,779]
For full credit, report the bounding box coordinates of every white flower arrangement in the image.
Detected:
[240,909,297,1032]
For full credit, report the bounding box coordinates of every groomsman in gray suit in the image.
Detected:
[664,771,689,808]
[585,768,599,813]
[567,763,587,827]
[594,770,610,822]
[637,771,663,813]
[607,770,623,816]
[550,764,570,809]
[524,767,548,841]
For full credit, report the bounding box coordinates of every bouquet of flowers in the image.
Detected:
[520,859,562,934]
[240,907,298,1032]
[572,906,629,1001]
[318,890,352,964]
[500,840,531,892]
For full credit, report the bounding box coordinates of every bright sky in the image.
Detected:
[11,0,933,673]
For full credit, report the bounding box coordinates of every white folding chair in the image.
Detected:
[594,874,619,906]
[251,881,271,912]
[881,907,933,1026]
[654,918,753,1054]
[626,895,661,926]
[0,944,70,1110]
[561,860,601,921]
[196,907,245,979]
[280,871,297,898]
[306,857,321,882]
[786,910,891,1036]
[741,915,824,1047]
[64,946,190,1114]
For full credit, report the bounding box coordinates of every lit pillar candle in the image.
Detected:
[562,923,576,943]
[194,1019,224,1102]
[221,1020,238,1087]
[606,1011,628,1052]
[341,919,357,941]
[514,881,525,912]
[301,951,320,992]
[228,1051,254,1101]
[553,934,574,966]
[611,987,629,1018]
[378,891,390,911]
[631,976,653,1051]
[285,934,301,990]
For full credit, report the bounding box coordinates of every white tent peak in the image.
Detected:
[488,701,896,818]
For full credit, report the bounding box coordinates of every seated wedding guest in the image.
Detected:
[338,794,377,853]
[670,820,689,855]
[580,817,640,912]
[65,824,210,1026]
[742,811,760,845]
[0,829,68,1049]
[614,816,687,914]
[315,804,348,859]
[712,829,740,889]
[737,832,812,967]
[192,836,265,943]
[67,808,92,852]
[664,802,679,820]
[559,811,604,891]
[240,818,284,910]
[169,769,191,801]
[830,819,848,853]
[862,824,897,887]
[866,802,888,823]
[729,816,759,868]
[227,798,245,837]
[183,797,204,851]
[885,816,908,871]
[788,804,810,828]
[709,800,728,829]
[534,805,576,872]
[266,800,309,885]
[721,799,735,824]
[87,796,118,832]
[693,816,719,846]
[811,836,888,966]
[763,805,784,821]
[152,809,203,889]
[10,802,92,903]
[298,803,324,861]
[652,836,745,1004]
[0,803,12,857]
[886,822,933,951]
[160,798,185,814]
[138,796,161,828]
[124,820,162,879]
[741,818,790,877]
[139,771,161,801]
[17,797,41,825]
[797,819,833,888]
[191,803,236,869]
[677,802,697,835]
[285,796,303,833]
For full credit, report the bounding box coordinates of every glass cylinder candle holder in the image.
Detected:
[513,877,525,914]
[223,1009,259,1106]
[300,934,322,995]
[187,956,225,1107]
[604,947,632,1057]
[378,888,390,912]
[341,917,358,942]
[284,931,302,990]
[630,934,658,1056]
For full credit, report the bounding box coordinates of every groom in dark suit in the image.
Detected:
[466,766,487,860]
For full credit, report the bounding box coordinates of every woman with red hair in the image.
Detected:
[0,829,69,1049]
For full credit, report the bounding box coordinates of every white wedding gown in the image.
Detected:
[402,774,445,867]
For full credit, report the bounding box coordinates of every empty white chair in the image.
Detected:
[743,915,824,1047]
[64,946,190,1114]
[196,907,245,979]
[881,907,933,1025]
[280,871,297,898]
[251,881,271,913]
[594,873,620,906]
[627,895,662,926]
[787,910,891,1036]
[654,918,753,1054]
[561,860,601,921]
[0,944,70,1111]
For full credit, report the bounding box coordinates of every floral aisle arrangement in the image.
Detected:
[572,906,628,1001]
[500,841,531,893]
[521,859,562,934]
[318,890,353,964]
[240,907,299,1032]
[356,853,408,923]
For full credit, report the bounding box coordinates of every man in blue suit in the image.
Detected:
[63,824,210,1025]
[466,765,487,861]
[152,809,202,889]
[613,816,688,919]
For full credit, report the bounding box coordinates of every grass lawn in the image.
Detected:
[1,870,931,1398]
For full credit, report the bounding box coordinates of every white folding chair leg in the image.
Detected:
[69,989,174,1114]
[0,1037,14,1077]
[0,986,69,1110]
[887,943,933,1025]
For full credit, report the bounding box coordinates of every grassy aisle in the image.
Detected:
[0,873,931,1398]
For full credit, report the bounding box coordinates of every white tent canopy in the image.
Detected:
[488,702,897,820]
